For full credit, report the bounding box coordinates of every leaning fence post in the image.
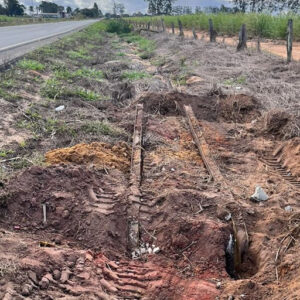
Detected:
[209,19,216,42]
[171,22,175,34]
[147,21,150,31]
[178,19,184,37]
[287,19,293,63]
[237,24,247,51]
[192,27,198,40]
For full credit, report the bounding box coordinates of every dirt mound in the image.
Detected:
[1,165,128,257]
[262,110,300,139]
[141,92,180,116]
[218,94,261,123]
[45,142,131,172]
[278,138,300,178]
[141,91,217,121]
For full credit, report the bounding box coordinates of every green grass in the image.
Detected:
[81,121,122,136]
[67,48,92,60]
[223,76,247,86]
[127,13,300,41]
[17,59,45,71]
[121,71,150,81]
[122,33,156,59]
[75,89,102,101]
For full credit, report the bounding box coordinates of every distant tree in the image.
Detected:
[58,6,64,13]
[73,7,80,15]
[29,5,34,13]
[195,6,202,13]
[4,0,25,16]
[0,4,7,15]
[145,0,177,15]
[66,6,72,14]
[113,2,126,16]
[39,1,58,13]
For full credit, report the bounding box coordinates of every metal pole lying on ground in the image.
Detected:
[287,19,293,63]
[237,24,247,51]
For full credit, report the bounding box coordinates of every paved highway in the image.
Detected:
[0,19,98,64]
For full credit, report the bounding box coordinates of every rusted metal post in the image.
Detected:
[287,19,293,63]
[237,24,247,51]
[209,18,216,42]
[178,19,184,37]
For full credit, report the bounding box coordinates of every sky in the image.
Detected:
[1,0,231,13]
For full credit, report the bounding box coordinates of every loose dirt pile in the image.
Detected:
[262,110,300,140]
[218,94,261,123]
[45,142,131,172]
[1,165,128,256]
[278,138,300,178]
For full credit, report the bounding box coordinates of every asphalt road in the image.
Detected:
[0,19,98,64]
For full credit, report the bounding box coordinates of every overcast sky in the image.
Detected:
[1,0,231,13]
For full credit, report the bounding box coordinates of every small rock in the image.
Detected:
[216,281,221,289]
[53,269,61,281]
[153,247,160,254]
[225,213,232,221]
[250,186,269,202]
[62,210,70,218]
[21,284,33,296]
[85,252,93,262]
[55,236,62,245]
[44,273,54,282]
[285,205,293,212]
[170,168,175,172]
[186,76,204,85]
[77,272,90,281]
[39,277,49,289]
[28,271,38,284]
[60,269,71,283]
[228,296,234,300]
[55,105,65,112]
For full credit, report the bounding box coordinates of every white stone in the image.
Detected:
[250,186,269,202]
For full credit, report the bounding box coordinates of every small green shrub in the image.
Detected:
[106,20,132,34]
[122,71,150,81]
[17,59,45,71]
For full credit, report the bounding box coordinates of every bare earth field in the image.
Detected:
[0,21,300,300]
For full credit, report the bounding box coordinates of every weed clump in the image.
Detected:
[106,20,132,34]
[17,59,45,71]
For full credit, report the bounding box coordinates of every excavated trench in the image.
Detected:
[0,90,267,298]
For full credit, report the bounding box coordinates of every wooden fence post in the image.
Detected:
[237,24,247,51]
[147,22,150,31]
[161,19,165,32]
[209,19,217,42]
[171,22,175,34]
[178,19,184,37]
[287,19,293,63]
[192,27,198,40]
[257,36,261,53]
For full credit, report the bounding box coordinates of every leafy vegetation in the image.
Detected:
[17,59,45,71]
[106,19,132,34]
[121,71,150,81]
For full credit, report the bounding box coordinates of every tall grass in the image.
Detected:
[127,13,300,40]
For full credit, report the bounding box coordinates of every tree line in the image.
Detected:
[0,0,104,17]
[145,0,300,15]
